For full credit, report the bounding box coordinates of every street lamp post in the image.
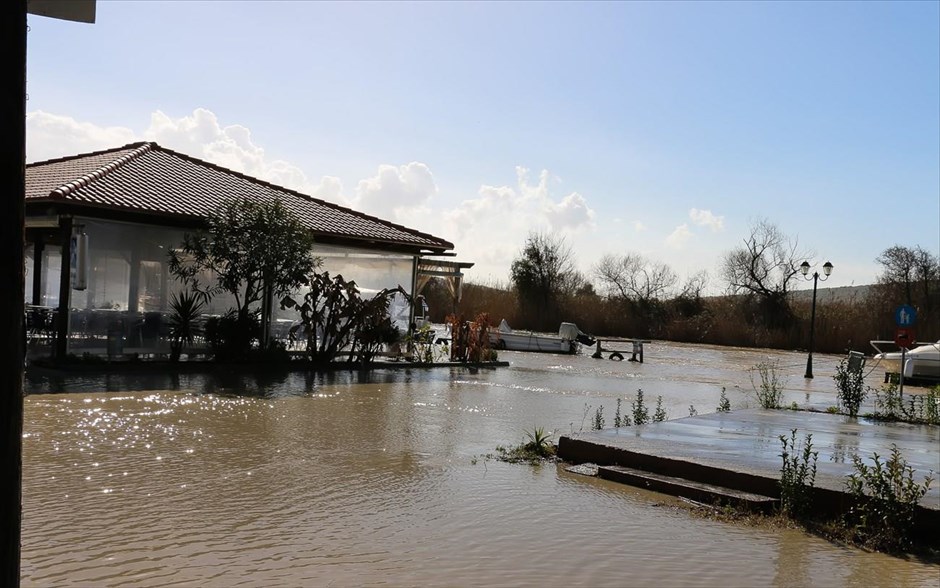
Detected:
[801,260,833,379]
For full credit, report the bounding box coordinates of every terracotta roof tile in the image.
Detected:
[26,142,453,252]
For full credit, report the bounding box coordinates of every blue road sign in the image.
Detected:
[895,304,917,327]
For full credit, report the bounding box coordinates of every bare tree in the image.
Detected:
[722,219,811,298]
[593,253,677,303]
[876,245,918,304]
[876,244,939,314]
[721,219,812,327]
[875,245,940,304]
[677,270,709,300]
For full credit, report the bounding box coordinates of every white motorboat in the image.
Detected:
[489,320,594,354]
[870,339,940,381]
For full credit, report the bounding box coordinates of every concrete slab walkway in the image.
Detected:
[558,409,940,512]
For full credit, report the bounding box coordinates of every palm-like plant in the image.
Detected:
[168,290,205,362]
[523,426,555,458]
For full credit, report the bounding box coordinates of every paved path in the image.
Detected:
[561,408,940,509]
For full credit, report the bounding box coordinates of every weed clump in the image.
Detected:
[477,426,557,466]
[750,360,784,409]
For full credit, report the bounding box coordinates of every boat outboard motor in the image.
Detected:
[576,332,596,347]
[560,322,595,347]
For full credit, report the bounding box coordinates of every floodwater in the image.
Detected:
[21,342,940,586]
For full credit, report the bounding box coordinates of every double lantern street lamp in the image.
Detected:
[801,260,833,379]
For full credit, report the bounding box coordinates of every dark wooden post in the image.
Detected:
[127,248,141,313]
[55,217,73,359]
[31,234,44,306]
[2,1,27,584]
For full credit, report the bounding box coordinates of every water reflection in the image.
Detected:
[21,342,940,586]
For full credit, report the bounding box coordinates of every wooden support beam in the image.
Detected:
[1,2,26,584]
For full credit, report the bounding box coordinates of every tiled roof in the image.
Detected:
[25,142,454,252]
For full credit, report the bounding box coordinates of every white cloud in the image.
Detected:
[351,162,438,222]
[689,208,724,232]
[26,111,136,163]
[547,192,595,230]
[437,167,596,282]
[666,223,693,249]
[310,176,345,204]
[633,220,647,232]
[144,109,313,193]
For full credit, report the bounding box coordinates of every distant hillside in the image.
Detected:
[791,284,872,303]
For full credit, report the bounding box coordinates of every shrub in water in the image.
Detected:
[872,382,903,420]
[833,357,866,417]
[613,398,623,428]
[653,396,667,422]
[716,387,731,413]
[592,405,605,431]
[845,445,934,552]
[750,360,784,409]
[632,389,650,425]
[778,428,818,519]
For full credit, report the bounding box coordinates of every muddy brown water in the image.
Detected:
[21,342,940,586]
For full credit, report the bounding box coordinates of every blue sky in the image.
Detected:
[25,1,940,292]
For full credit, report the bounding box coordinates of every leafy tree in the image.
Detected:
[168,197,318,354]
[510,232,580,330]
[720,219,812,327]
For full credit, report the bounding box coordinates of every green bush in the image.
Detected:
[632,389,650,425]
[778,429,818,519]
[833,357,866,417]
[750,360,784,409]
[204,310,262,361]
[870,384,940,425]
[845,445,934,552]
[653,395,667,422]
[716,387,731,412]
[592,405,605,430]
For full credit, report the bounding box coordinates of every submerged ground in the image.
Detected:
[20,342,940,587]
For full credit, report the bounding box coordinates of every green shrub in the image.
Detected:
[845,445,934,552]
[750,360,784,409]
[204,310,262,361]
[778,429,818,519]
[653,396,667,422]
[592,405,605,430]
[870,384,940,425]
[833,357,866,417]
[632,389,650,425]
[909,387,940,425]
[716,387,731,412]
[613,398,630,428]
